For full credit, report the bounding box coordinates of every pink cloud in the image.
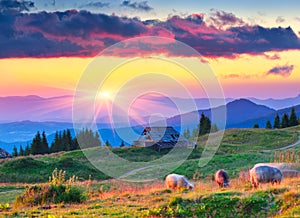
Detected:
[1,10,300,58]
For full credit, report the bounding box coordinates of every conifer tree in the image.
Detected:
[94,131,102,146]
[41,131,49,154]
[19,145,24,156]
[273,114,280,129]
[61,130,69,151]
[72,137,80,150]
[105,140,111,147]
[31,131,43,155]
[253,123,259,128]
[199,113,211,136]
[289,107,298,127]
[265,120,272,129]
[12,145,18,157]
[24,144,30,156]
[66,129,73,151]
[50,131,60,153]
[76,128,102,148]
[281,113,289,128]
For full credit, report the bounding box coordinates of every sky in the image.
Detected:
[1,0,300,99]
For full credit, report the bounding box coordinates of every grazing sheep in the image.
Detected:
[165,174,194,190]
[215,169,229,187]
[250,165,283,188]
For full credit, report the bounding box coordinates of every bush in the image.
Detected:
[15,169,87,206]
[147,190,282,218]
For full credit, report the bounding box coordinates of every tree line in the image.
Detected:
[184,113,218,139]
[261,107,299,129]
[12,129,105,157]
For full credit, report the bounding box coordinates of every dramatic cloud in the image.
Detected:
[266,65,294,77]
[121,0,153,12]
[79,1,110,9]
[276,16,285,23]
[1,10,300,58]
[207,10,245,29]
[0,0,34,12]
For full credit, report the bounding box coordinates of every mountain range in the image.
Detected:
[0,95,299,153]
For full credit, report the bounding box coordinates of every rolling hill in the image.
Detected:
[167,99,276,128]
[232,104,300,128]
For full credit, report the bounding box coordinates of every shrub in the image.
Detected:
[15,169,87,206]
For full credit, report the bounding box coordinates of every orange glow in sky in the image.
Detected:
[1,50,299,99]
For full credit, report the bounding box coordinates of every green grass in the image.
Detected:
[209,128,299,153]
[1,178,299,217]
[0,153,110,183]
[0,126,300,217]
[0,186,24,204]
[0,127,299,184]
[0,126,299,216]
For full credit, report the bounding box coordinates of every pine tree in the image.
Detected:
[253,123,259,128]
[66,129,73,151]
[72,137,80,150]
[24,144,30,156]
[273,114,280,129]
[281,113,289,128]
[50,131,60,153]
[12,145,18,157]
[61,130,69,151]
[199,113,211,136]
[41,131,49,154]
[94,131,102,146]
[105,140,111,147]
[265,120,272,129]
[19,145,24,156]
[76,128,102,148]
[289,107,298,127]
[30,131,43,155]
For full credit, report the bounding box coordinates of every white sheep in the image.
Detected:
[165,173,194,190]
[250,165,283,188]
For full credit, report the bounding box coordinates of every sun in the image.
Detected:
[99,91,110,99]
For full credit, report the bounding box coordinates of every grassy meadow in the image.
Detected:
[0,127,299,217]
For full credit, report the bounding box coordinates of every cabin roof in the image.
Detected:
[136,126,188,143]
[0,148,11,158]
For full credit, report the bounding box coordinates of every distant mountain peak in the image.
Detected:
[228,98,261,106]
[227,98,274,111]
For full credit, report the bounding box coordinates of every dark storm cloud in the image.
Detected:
[120,0,153,12]
[0,32,85,58]
[1,9,300,58]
